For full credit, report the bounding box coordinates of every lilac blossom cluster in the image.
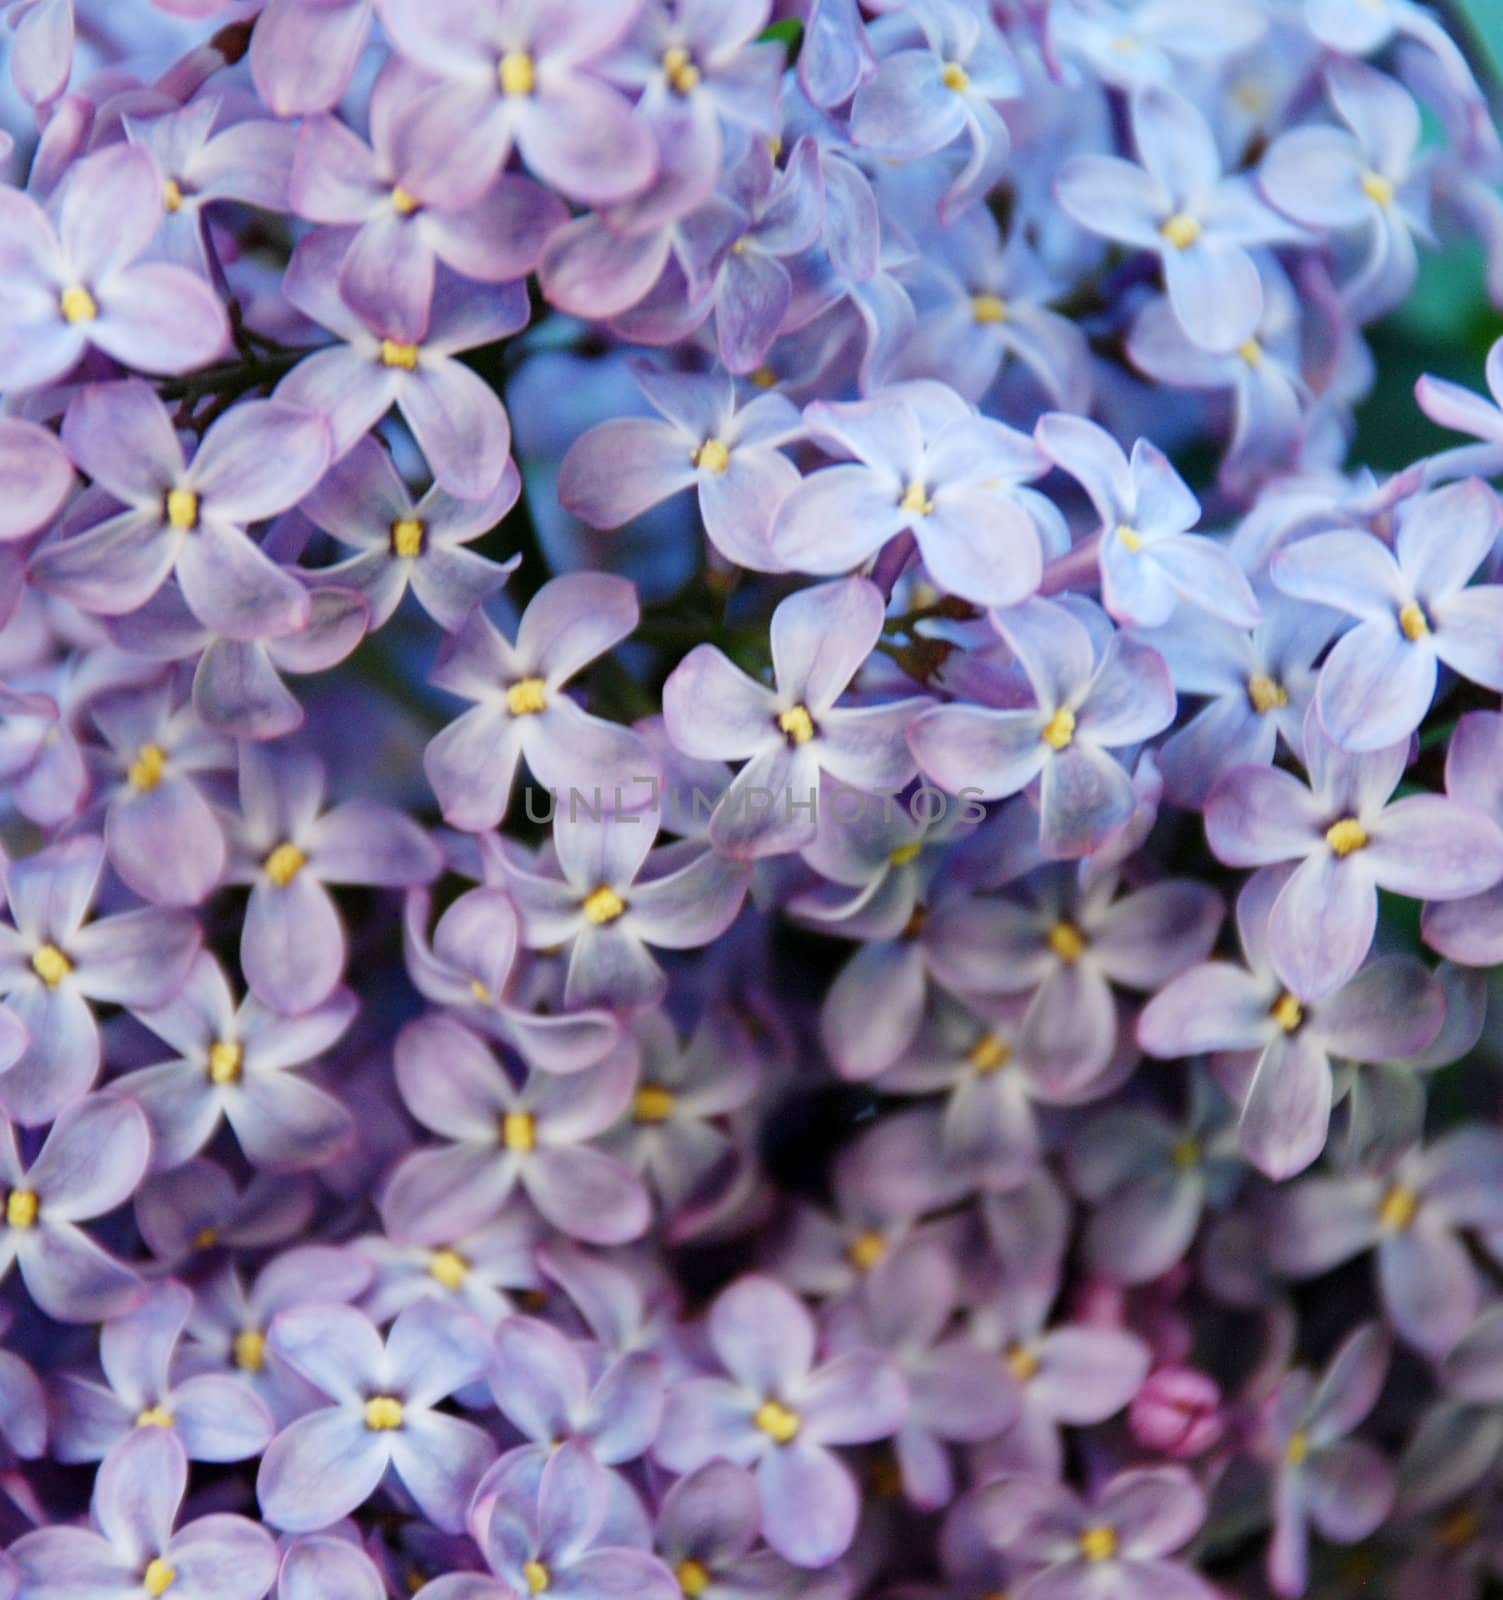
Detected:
[5,0,1503,1596]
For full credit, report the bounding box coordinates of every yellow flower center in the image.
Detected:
[391,517,425,557]
[968,1034,1011,1074]
[502,1111,537,1152]
[1171,1137,1200,1169]
[469,978,491,1004]
[1238,338,1264,367]
[1270,992,1303,1032]
[1047,922,1086,963]
[363,1394,405,1431]
[1040,706,1076,750]
[754,1399,801,1443]
[136,1405,174,1429]
[1116,522,1143,552]
[1079,1525,1118,1563]
[234,1329,265,1372]
[1440,1507,1481,1547]
[207,1040,243,1085]
[1160,212,1202,250]
[778,704,816,744]
[1399,601,1430,641]
[5,1191,37,1230]
[1285,1428,1309,1467]
[662,45,701,93]
[379,339,419,369]
[192,1226,218,1250]
[523,1562,550,1595]
[264,842,306,886]
[162,178,183,212]
[634,1084,675,1123]
[846,1230,887,1272]
[675,1559,711,1597]
[429,1248,469,1289]
[1325,817,1368,857]
[391,185,419,215]
[972,293,1008,324]
[749,365,777,389]
[940,61,969,91]
[900,481,934,515]
[583,885,626,925]
[691,437,730,474]
[31,943,72,988]
[499,51,535,95]
[166,488,199,531]
[144,1558,177,1597]
[60,283,97,323]
[889,841,923,866]
[1361,170,1394,207]
[1006,1343,1039,1381]
[506,676,548,716]
[1378,1183,1418,1231]
[128,743,167,791]
[1246,672,1288,714]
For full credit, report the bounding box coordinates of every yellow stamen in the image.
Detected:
[1040,706,1076,750]
[634,1084,675,1123]
[1378,1184,1418,1231]
[675,1559,710,1597]
[363,1394,404,1431]
[969,1034,1011,1074]
[162,178,183,213]
[135,1405,174,1429]
[144,1558,176,1597]
[889,841,922,866]
[502,1111,536,1152]
[1361,170,1394,207]
[900,481,934,515]
[1285,1429,1309,1467]
[429,1248,469,1289]
[1116,522,1143,552]
[31,943,72,988]
[469,979,491,1004]
[1246,673,1288,714]
[128,743,167,791]
[972,293,1008,324]
[5,1191,37,1230]
[778,705,815,744]
[940,61,969,91]
[1399,601,1429,641]
[1325,817,1368,858]
[846,1230,887,1273]
[522,1562,549,1595]
[59,284,97,323]
[264,842,306,886]
[208,1040,243,1085]
[1079,1525,1118,1563]
[379,339,419,369]
[1047,922,1086,963]
[391,517,425,558]
[662,45,701,93]
[1006,1343,1039,1381]
[691,438,730,474]
[192,1225,218,1251]
[583,885,626,925]
[391,185,419,215]
[1440,1506,1481,1547]
[234,1329,266,1371]
[499,51,535,95]
[166,488,199,531]
[506,676,548,716]
[749,365,777,389]
[754,1399,801,1443]
[1238,338,1264,367]
[1268,991,1303,1033]
[1111,31,1139,53]
[1171,1137,1200,1169]
[1160,212,1202,250]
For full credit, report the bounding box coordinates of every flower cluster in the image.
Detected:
[3,0,1503,1595]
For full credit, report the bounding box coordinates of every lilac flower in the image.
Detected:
[10,1428,277,1600]
[977,1467,1214,1600]
[225,742,441,1015]
[1035,412,1261,627]
[1139,870,1446,1177]
[249,0,372,116]
[1268,1129,1503,1357]
[298,435,521,631]
[655,1273,908,1567]
[6,0,71,105]
[279,1535,386,1600]
[277,229,526,501]
[114,951,356,1172]
[0,419,73,543]
[257,1298,496,1533]
[769,382,1049,605]
[1260,1323,1394,1598]
[423,573,653,831]
[290,59,568,335]
[0,1092,147,1323]
[498,812,749,1009]
[355,1211,542,1331]
[0,833,199,1122]
[0,143,228,391]
[1056,82,1297,351]
[135,1159,316,1269]
[1270,479,1503,749]
[1130,1367,1225,1460]
[558,364,803,570]
[910,598,1176,858]
[381,1013,650,1246]
[1424,711,1503,965]
[663,577,929,857]
[34,381,326,641]
[52,1280,274,1465]
[375,0,657,206]
[1204,705,1503,998]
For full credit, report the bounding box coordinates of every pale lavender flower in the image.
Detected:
[1424,710,1503,965]
[279,1535,385,1600]
[6,0,71,105]
[0,419,73,543]
[354,1211,542,1330]
[135,1159,316,1269]
[249,0,372,116]
[257,1298,496,1533]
